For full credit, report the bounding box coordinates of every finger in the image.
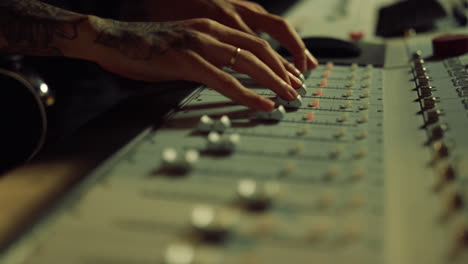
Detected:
[230,0,268,14]
[192,33,299,101]
[182,51,275,111]
[197,23,298,86]
[221,10,257,35]
[237,10,311,72]
[306,49,319,69]
[276,52,302,78]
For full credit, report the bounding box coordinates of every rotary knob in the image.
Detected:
[433,142,449,159]
[237,179,281,211]
[430,124,448,142]
[412,50,422,60]
[415,66,427,75]
[419,85,433,97]
[424,109,442,125]
[191,205,239,242]
[422,97,437,110]
[434,163,456,191]
[440,185,465,220]
[418,75,430,86]
[414,59,425,67]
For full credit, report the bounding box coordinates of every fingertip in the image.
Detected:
[295,60,307,73]
[305,49,319,69]
[287,71,303,89]
[261,98,275,111]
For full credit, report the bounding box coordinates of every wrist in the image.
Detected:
[56,15,102,62]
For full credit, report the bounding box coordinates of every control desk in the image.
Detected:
[0,1,467,264]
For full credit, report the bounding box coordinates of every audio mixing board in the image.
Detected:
[1,1,468,264]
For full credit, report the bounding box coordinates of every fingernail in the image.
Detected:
[282,80,298,99]
[288,71,303,89]
[305,49,319,69]
[290,63,302,76]
[288,88,299,99]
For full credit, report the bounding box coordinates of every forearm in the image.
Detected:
[0,0,96,59]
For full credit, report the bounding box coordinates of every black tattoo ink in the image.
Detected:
[93,19,197,60]
[0,0,86,56]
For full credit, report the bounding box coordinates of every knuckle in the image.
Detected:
[255,38,271,50]
[240,49,255,61]
[271,15,289,27]
[218,75,237,88]
[191,18,218,31]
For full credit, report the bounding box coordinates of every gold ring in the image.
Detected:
[228,47,241,68]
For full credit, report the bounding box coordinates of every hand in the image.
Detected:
[120,0,318,73]
[87,17,304,112]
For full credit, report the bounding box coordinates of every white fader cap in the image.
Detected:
[276,94,303,109]
[256,105,286,121]
[161,148,199,173]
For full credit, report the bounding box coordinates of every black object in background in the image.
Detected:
[0,68,47,173]
[376,0,447,37]
[278,37,362,58]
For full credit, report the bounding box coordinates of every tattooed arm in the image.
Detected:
[0,0,95,57]
[0,0,303,111]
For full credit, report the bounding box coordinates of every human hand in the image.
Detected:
[86,17,304,112]
[119,0,318,74]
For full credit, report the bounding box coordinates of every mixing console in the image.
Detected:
[9,63,386,264]
[1,1,468,264]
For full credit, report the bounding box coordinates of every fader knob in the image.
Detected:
[256,105,286,121]
[276,94,303,109]
[237,179,281,211]
[161,148,199,174]
[206,132,240,154]
[296,83,308,96]
[164,243,195,264]
[422,97,437,109]
[213,115,231,132]
[191,205,238,242]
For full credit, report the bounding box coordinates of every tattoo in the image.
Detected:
[0,0,86,56]
[93,18,197,60]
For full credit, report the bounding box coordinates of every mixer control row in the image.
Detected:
[412,51,468,258]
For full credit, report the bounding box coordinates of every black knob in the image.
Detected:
[430,124,447,141]
[425,109,442,125]
[412,50,422,60]
[418,75,430,85]
[433,142,449,158]
[420,85,433,97]
[422,97,437,109]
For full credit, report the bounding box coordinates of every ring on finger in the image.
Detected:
[228,47,242,68]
